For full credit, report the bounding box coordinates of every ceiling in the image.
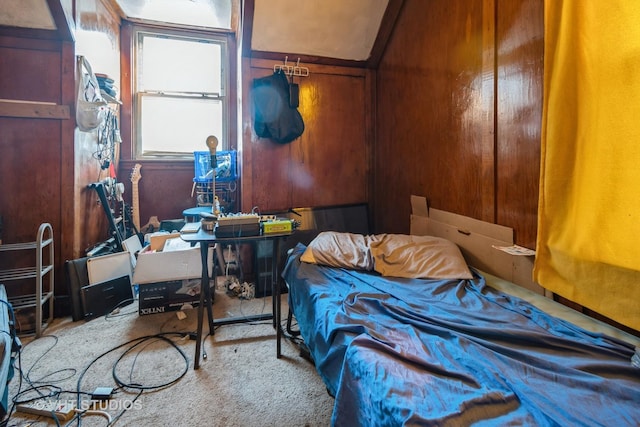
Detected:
[0,0,56,29]
[0,0,73,40]
[0,0,400,65]
[250,0,388,62]
[112,0,394,64]
[113,0,234,30]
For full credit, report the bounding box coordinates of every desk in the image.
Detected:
[181,228,293,369]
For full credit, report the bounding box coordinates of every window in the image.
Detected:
[133,29,228,159]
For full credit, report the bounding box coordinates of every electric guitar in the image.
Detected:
[130,164,142,231]
[130,163,161,233]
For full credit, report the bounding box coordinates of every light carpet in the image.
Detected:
[5,288,334,426]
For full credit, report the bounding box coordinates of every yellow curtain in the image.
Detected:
[535,1,640,331]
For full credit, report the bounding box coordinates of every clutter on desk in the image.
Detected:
[180,222,201,233]
[189,211,298,237]
[261,218,295,234]
[215,212,261,237]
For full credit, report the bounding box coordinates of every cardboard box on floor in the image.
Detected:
[137,279,208,315]
[132,234,214,315]
[409,195,543,295]
[133,233,213,283]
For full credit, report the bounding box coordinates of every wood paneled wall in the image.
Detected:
[495,0,543,249]
[240,59,371,214]
[74,0,122,256]
[0,0,121,317]
[374,0,543,248]
[0,35,74,315]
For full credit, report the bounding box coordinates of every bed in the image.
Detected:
[283,214,640,426]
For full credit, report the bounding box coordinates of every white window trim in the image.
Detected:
[132,26,230,160]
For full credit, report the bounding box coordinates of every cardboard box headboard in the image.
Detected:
[410,195,543,295]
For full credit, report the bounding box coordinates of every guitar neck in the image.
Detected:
[132,181,141,230]
[130,164,142,231]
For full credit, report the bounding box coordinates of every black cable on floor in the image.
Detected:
[110,334,188,390]
[70,332,189,427]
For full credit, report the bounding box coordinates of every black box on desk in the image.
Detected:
[215,223,261,238]
[138,279,213,316]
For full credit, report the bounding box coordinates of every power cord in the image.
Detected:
[5,334,92,427]
[104,298,138,320]
[21,336,77,385]
[108,334,188,391]
[4,331,190,427]
[72,333,189,426]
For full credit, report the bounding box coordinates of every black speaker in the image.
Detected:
[65,257,89,321]
[81,275,134,320]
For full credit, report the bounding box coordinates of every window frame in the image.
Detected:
[131,26,231,160]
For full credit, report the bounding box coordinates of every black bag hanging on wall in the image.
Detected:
[252,70,304,144]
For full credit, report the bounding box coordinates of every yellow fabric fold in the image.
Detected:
[535,0,640,330]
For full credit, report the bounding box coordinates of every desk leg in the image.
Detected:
[271,240,277,329]
[205,245,216,331]
[195,242,215,369]
[273,238,282,358]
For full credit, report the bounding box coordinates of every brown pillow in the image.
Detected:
[300,231,374,271]
[369,234,473,280]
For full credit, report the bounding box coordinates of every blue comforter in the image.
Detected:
[283,244,640,426]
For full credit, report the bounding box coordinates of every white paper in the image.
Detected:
[163,237,196,252]
[492,245,536,256]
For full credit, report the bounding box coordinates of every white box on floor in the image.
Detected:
[87,252,133,285]
[132,241,213,285]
